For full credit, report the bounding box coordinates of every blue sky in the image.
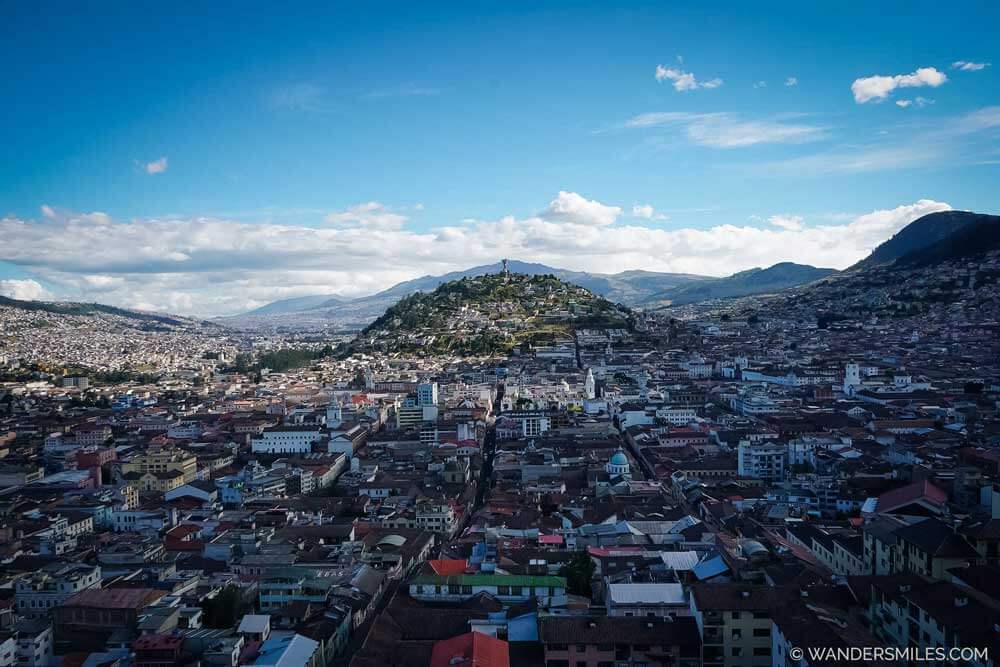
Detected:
[1,1,998,315]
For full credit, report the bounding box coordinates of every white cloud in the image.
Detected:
[0,197,953,316]
[851,67,947,103]
[753,80,767,89]
[655,65,723,91]
[144,157,168,175]
[765,106,1000,173]
[539,191,621,226]
[785,77,798,87]
[325,202,409,230]
[951,61,990,71]
[0,279,52,301]
[632,204,667,221]
[767,214,804,231]
[896,99,913,108]
[624,112,827,148]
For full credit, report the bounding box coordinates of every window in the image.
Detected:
[576,645,586,652]
[753,628,769,638]
[731,611,741,619]
[732,648,743,657]
[753,647,771,657]
[548,644,568,651]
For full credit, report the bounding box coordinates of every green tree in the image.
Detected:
[200,585,247,628]
[558,551,596,598]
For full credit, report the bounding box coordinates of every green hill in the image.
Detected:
[351,272,631,356]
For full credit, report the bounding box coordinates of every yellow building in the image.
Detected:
[122,447,198,484]
[124,470,186,494]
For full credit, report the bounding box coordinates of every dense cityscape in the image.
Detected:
[4,3,1000,666]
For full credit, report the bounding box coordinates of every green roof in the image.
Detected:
[411,573,566,588]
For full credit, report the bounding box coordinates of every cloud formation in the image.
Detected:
[951,61,990,72]
[655,65,722,91]
[851,67,947,103]
[325,202,409,230]
[145,157,168,175]
[0,279,52,301]
[624,112,827,148]
[539,191,621,227]
[632,204,667,221]
[785,77,798,87]
[0,196,951,316]
[767,214,804,231]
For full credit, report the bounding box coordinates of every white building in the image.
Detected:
[605,583,689,618]
[738,440,786,483]
[15,565,102,618]
[14,621,53,667]
[655,406,698,426]
[843,362,861,395]
[251,427,323,455]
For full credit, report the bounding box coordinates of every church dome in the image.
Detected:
[609,449,628,466]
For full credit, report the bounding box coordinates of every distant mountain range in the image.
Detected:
[710,209,1000,323]
[223,259,836,329]
[239,260,707,318]
[9,210,994,332]
[638,262,837,308]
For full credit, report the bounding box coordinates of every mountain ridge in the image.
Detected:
[640,261,837,307]
[851,210,997,269]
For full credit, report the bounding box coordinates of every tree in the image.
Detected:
[200,585,247,628]
[558,550,596,598]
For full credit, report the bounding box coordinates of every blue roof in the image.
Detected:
[693,554,729,581]
[610,450,628,466]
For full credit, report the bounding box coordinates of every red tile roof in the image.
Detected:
[876,479,947,513]
[429,559,469,576]
[430,632,509,667]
